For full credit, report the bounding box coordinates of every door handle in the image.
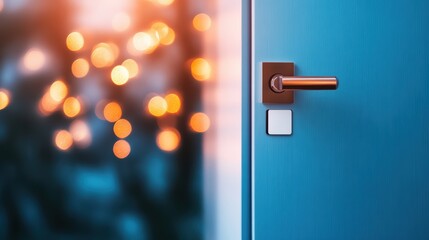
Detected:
[270,75,337,92]
[262,62,338,103]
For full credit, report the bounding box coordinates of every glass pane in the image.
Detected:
[0,0,217,239]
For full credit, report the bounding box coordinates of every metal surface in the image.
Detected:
[262,62,294,103]
[263,62,337,103]
[271,74,337,92]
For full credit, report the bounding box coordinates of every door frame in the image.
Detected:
[242,0,252,239]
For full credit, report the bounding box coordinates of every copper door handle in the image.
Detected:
[270,74,338,93]
[262,62,338,104]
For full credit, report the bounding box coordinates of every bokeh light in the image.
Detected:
[151,22,169,39]
[63,97,82,118]
[70,120,92,148]
[22,48,46,72]
[54,130,73,151]
[165,93,181,114]
[150,0,175,6]
[103,101,122,122]
[193,13,212,32]
[91,43,116,68]
[71,58,90,78]
[0,89,11,111]
[39,91,60,115]
[111,65,130,85]
[0,0,3,12]
[160,28,175,45]
[147,96,167,117]
[156,128,180,152]
[191,58,211,81]
[189,112,211,133]
[49,80,68,102]
[113,119,132,139]
[122,59,139,79]
[113,139,131,159]
[132,31,159,54]
[66,32,85,52]
[112,12,131,32]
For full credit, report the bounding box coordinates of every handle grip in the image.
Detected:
[270,74,338,93]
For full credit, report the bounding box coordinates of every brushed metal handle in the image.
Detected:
[270,74,338,93]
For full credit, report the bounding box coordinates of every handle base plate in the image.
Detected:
[262,62,294,104]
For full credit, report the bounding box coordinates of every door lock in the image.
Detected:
[262,62,338,103]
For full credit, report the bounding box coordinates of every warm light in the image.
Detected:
[63,97,82,118]
[156,0,174,6]
[71,58,90,78]
[111,65,129,85]
[122,59,139,79]
[113,119,132,139]
[91,43,116,68]
[189,112,211,133]
[103,101,122,122]
[0,89,11,111]
[54,130,73,151]
[156,128,180,152]
[49,80,68,102]
[22,48,46,72]
[165,93,181,114]
[0,0,4,12]
[39,91,60,115]
[113,140,131,159]
[147,96,167,117]
[191,58,211,81]
[66,32,85,52]
[160,28,175,45]
[193,13,212,32]
[70,120,92,148]
[132,31,159,54]
[151,22,169,39]
[112,12,131,32]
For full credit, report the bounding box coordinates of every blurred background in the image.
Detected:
[0,0,242,239]
[0,0,228,239]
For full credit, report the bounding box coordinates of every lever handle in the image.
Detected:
[270,74,338,93]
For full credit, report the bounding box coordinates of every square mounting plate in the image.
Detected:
[262,62,295,104]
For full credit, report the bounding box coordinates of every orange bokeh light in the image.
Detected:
[193,13,212,32]
[160,28,175,45]
[147,96,167,117]
[70,120,92,148]
[49,80,68,102]
[165,93,181,114]
[113,119,132,139]
[103,101,122,122]
[189,112,211,133]
[63,97,82,118]
[191,58,211,81]
[66,32,85,52]
[113,140,131,159]
[22,48,46,72]
[122,59,139,79]
[156,128,180,152]
[54,130,73,151]
[132,31,159,54]
[111,65,129,85]
[151,22,169,39]
[71,58,90,78]
[91,43,116,68]
[0,88,11,111]
[39,92,60,115]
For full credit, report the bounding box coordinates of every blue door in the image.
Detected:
[246,0,429,239]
